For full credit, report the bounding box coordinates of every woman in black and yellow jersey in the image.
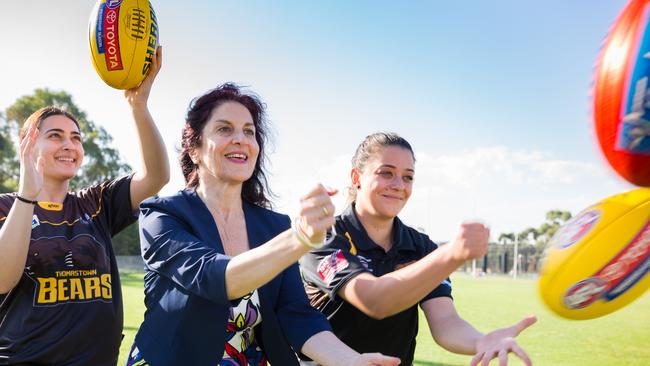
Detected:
[0,48,168,366]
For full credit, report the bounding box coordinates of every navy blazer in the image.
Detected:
[133,189,331,366]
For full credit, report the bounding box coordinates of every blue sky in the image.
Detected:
[0,0,634,241]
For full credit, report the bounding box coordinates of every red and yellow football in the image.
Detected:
[593,0,650,186]
[88,0,159,90]
[538,188,650,320]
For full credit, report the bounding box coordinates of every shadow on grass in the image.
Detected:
[413,361,460,366]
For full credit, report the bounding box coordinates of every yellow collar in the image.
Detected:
[37,201,63,211]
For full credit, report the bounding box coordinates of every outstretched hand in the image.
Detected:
[124,46,162,106]
[352,352,401,366]
[470,315,537,366]
[18,123,44,200]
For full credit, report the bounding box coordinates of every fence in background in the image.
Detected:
[116,256,146,272]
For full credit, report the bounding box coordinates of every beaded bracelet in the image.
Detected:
[292,216,337,249]
[15,194,38,205]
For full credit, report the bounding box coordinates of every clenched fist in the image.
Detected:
[449,221,490,262]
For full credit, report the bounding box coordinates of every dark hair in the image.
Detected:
[20,107,80,141]
[348,132,415,202]
[180,83,273,208]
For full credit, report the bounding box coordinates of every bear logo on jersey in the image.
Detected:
[26,234,112,306]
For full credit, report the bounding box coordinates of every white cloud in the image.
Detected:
[407,146,632,242]
[268,146,633,244]
[417,146,605,189]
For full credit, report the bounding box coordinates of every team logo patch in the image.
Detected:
[31,214,40,229]
[80,213,92,225]
[318,250,349,285]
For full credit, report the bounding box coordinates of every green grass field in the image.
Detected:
[118,272,650,366]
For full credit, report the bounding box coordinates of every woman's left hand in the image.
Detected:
[352,353,401,366]
[124,45,162,106]
[470,315,537,366]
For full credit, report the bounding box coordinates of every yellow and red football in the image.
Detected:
[538,188,650,320]
[88,0,158,90]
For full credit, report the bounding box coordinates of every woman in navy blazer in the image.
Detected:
[127,84,400,366]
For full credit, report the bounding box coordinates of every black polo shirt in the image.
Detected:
[299,204,452,365]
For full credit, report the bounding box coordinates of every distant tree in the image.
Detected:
[493,232,514,273]
[2,89,140,255]
[494,211,573,274]
[545,210,572,225]
[498,232,515,245]
[113,223,141,255]
[528,210,573,272]
[0,112,19,193]
[536,210,572,249]
[517,227,539,245]
[514,227,538,272]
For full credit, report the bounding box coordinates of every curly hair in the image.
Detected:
[180,83,273,208]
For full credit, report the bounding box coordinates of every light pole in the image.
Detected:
[513,233,519,280]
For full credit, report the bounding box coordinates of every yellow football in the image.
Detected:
[88,0,158,89]
[538,188,650,320]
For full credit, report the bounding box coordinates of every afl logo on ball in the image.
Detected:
[549,210,600,249]
[563,277,607,309]
[105,0,123,9]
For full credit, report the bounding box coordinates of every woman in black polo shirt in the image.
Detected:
[300,132,536,366]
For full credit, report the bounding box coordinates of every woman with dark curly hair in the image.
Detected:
[127,84,400,366]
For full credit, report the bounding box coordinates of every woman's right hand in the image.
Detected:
[297,184,337,244]
[18,123,44,200]
[124,46,162,107]
[352,353,401,366]
[449,221,490,262]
